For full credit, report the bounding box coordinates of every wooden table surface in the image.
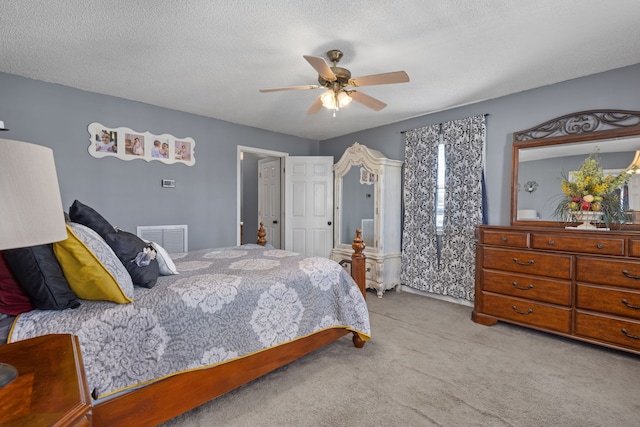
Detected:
[0,334,92,426]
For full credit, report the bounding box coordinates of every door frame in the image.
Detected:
[236,145,288,246]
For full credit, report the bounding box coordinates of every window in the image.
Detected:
[436,143,445,234]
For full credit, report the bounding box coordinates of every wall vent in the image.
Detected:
[136,225,188,253]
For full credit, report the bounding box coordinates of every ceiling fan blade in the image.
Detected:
[349,71,409,87]
[303,55,336,81]
[306,97,323,115]
[259,84,320,93]
[349,91,387,111]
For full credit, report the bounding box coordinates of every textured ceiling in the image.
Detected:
[2,0,640,141]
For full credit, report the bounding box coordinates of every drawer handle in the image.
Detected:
[512,305,533,315]
[596,243,604,249]
[512,281,533,290]
[621,328,640,340]
[501,236,507,242]
[621,270,640,280]
[547,240,555,246]
[621,299,640,310]
[512,258,534,266]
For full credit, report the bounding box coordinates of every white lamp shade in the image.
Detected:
[320,90,336,109]
[337,91,352,107]
[0,139,67,250]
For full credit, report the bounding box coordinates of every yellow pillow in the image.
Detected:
[53,225,132,304]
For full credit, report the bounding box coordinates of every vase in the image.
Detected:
[571,211,604,230]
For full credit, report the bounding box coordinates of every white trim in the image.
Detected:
[400,285,474,307]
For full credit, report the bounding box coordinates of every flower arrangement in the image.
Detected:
[553,152,633,226]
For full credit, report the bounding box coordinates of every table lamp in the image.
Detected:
[0,137,67,388]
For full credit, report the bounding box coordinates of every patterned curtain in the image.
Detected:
[440,115,486,300]
[401,115,486,301]
[400,124,440,292]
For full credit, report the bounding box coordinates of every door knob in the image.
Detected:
[327,221,332,225]
[273,220,278,224]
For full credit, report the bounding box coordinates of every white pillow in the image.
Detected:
[148,241,179,275]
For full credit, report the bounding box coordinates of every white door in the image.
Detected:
[258,157,281,248]
[284,156,334,257]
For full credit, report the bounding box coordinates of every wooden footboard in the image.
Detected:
[92,328,352,426]
[91,228,368,426]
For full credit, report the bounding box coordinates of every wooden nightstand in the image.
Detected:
[0,334,92,426]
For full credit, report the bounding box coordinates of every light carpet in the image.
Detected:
[162,290,640,426]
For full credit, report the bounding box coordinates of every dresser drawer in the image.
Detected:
[482,247,571,279]
[480,292,571,333]
[575,312,640,352]
[482,230,529,248]
[629,239,640,258]
[366,259,377,281]
[482,269,570,306]
[576,257,640,290]
[531,233,624,256]
[576,284,640,320]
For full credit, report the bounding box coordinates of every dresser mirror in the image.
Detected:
[339,166,375,246]
[511,110,640,228]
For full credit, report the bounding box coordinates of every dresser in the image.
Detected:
[0,334,92,426]
[473,225,640,355]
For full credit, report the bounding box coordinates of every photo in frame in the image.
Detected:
[359,167,375,185]
[87,123,195,166]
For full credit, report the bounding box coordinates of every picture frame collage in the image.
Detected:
[87,122,196,166]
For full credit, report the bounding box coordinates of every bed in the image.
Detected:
[3,211,370,426]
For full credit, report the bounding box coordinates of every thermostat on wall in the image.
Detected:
[162,179,176,188]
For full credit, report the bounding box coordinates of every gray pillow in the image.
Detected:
[67,222,135,301]
[103,230,159,289]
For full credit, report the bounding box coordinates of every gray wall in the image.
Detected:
[2,63,640,251]
[0,73,318,250]
[319,63,640,227]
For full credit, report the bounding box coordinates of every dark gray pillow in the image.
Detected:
[103,230,159,289]
[68,200,115,238]
[3,245,80,310]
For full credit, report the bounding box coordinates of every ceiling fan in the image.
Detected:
[259,49,409,115]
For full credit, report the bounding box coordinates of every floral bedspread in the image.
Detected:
[9,245,370,399]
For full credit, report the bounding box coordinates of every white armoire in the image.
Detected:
[330,142,403,297]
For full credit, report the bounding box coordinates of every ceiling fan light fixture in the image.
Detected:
[260,49,408,115]
[337,91,352,107]
[320,90,336,109]
[320,90,352,110]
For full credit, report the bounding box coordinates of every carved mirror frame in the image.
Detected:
[511,109,640,229]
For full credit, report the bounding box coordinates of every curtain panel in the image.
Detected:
[401,115,486,301]
[400,124,440,293]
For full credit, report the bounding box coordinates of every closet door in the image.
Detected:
[284,156,334,257]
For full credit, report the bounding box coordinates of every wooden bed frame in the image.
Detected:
[91,224,368,426]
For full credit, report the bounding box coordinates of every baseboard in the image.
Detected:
[399,285,474,307]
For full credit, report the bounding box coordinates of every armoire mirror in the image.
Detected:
[339,166,375,247]
[511,110,640,229]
